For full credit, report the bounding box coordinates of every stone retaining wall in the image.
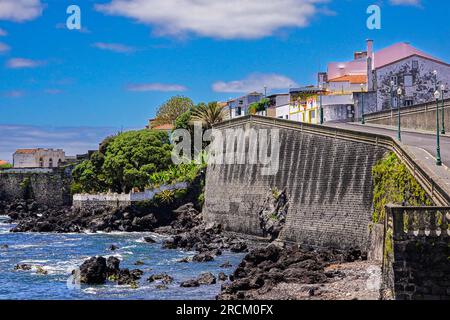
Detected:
[204,118,388,251]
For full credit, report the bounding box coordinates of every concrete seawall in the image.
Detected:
[203,117,388,251]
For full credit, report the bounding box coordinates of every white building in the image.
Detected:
[13,149,66,168]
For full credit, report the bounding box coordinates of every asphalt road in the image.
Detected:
[329,122,450,168]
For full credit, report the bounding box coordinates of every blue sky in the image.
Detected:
[0,0,449,160]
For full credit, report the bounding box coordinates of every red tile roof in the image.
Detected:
[0,160,8,166]
[329,75,368,84]
[152,124,174,131]
[15,149,38,154]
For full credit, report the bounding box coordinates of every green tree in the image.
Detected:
[248,98,269,115]
[72,129,173,194]
[190,102,226,128]
[153,96,194,127]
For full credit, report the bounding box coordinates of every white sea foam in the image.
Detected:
[10,244,40,249]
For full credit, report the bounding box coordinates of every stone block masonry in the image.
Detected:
[382,206,450,300]
[204,117,388,251]
[0,167,72,207]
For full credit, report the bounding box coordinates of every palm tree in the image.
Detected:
[190,102,226,128]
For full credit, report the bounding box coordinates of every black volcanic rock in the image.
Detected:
[79,257,107,284]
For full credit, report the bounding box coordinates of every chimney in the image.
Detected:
[366,39,374,91]
[366,39,373,59]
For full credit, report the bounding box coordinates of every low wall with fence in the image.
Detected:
[365,98,450,133]
[382,205,450,300]
[73,182,189,209]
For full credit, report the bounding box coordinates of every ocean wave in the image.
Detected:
[10,244,40,249]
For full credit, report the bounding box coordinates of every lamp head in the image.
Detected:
[433,70,438,76]
[397,87,402,96]
[441,84,445,91]
[434,90,441,100]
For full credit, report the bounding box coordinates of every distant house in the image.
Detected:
[227,92,264,119]
[13,149,66,168]
[146,119,175,133]
[267,94,290,120]
[289,87,325,124]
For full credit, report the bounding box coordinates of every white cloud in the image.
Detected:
[212,73,298,93]
[0,42,10,53]
[0,28,7,36]
[0,0,43,22]
[0,124,120,162]
[44,89,63,95]
[389,0,421,6]
[92,42,136,53]
[6,58,44,69]
[96,0,325,39]
[126,83,187,92]
[4,90,25,98]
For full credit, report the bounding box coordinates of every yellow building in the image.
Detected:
[289,87,324,124]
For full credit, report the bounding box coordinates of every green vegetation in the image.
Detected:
[149,162,205,188]
[0,163,12,169]
[20,177,33,200]
[190,102,226,128]
[372,152,432,223]
[248,98,269,115]
[72,130,172,193]
[152,96,194,127]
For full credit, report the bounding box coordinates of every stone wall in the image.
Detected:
[73,182,189,209]
[388,237,450,300]
[204,118,388,251]
[0,167,72,207]
[366,98,450,133]
[382,207,450,300]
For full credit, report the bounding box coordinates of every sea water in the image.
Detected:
[0,215,244,300]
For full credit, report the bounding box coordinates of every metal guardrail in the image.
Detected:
[214,115,450,206]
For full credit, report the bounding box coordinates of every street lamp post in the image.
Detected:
[264,85,267,116]
[390,80,395,119]
[361,83,365,124]
[397,86,402,141]
[319,85,324,125]
[441,84,446,134]
[434,90,442,166]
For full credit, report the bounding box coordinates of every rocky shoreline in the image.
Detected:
[1,199,378,300]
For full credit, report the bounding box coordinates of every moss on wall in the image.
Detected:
[372,152,433,224]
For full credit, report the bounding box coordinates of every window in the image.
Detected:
[49,158,53,168]
[390,76,398,86]
[285,115,289,120]
[412,60,419,70]
[404,75,413,87]
[236,107,242,116]
[39,158,44,168]
[404,99,414,107]
[311,110,316,119]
